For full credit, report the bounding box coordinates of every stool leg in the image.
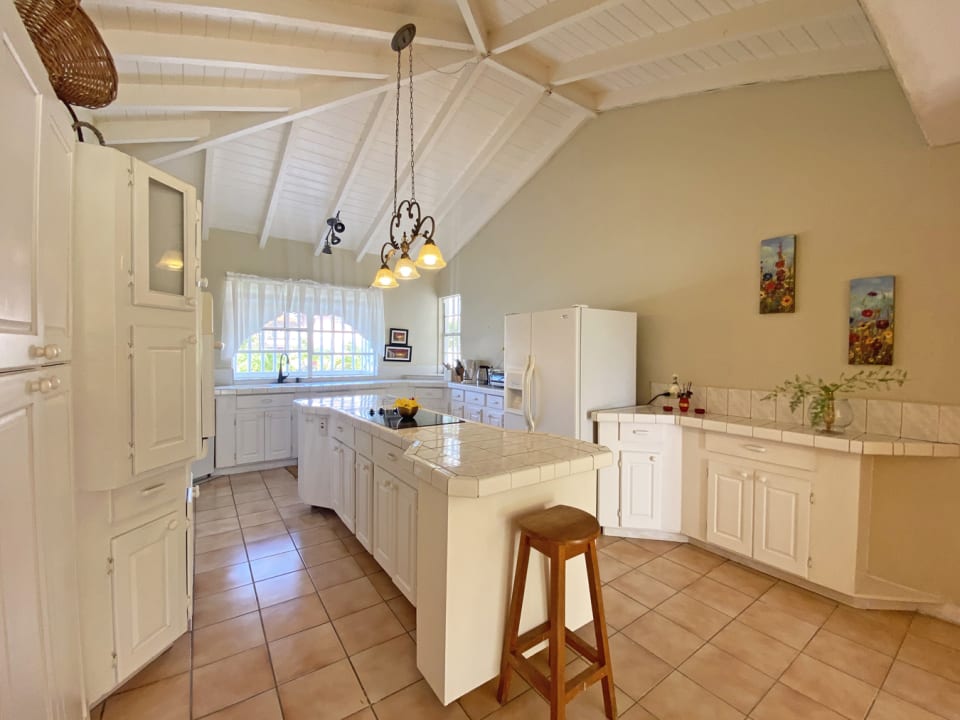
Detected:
[549,545,566,720]
[497,532,532,703]
[585,541,616,719]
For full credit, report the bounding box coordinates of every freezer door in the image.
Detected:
[503,313,531,373]
[529,308,580,438]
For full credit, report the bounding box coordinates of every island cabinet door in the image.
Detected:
[706,461,754,558]
[372,467,397,577]
[235,411,265,465]
[355,455,374,552]
[753,471,810,578]
[393,479,417,606]
[620,451,662,530]
[264,409,292,460]
[339,445,356,533]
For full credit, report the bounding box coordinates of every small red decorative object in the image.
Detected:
[662,405,673,412]
[678,397,690,412]
[694,408,706,415]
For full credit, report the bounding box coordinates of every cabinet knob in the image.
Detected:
[187,298,197,307]
[28,378,53,394]
[213,341,225,350]
[759,476,767,484]
[29,344,61,360]
[187,335,198,345]
[649,455,656,462]
[48,375,61,389]
[197,277,209,289]
[167,519,179,531]
[386,452,398,462]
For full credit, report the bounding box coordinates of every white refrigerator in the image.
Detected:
[503,306,637,441]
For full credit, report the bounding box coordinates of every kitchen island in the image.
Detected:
[294,395,613,704]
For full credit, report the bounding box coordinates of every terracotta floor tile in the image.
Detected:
[196,506,239,523]
[883,660,960,720]
[232,489,271,504]
[738,601,819,650]
[192,646,275,718]
[234,499,277,516]
[899,633,960,684]
[319,576,383,619]
[260,593,330,641]
[682,577,754,617]
[751,683,846,720]
[351,634,422,702]
[373,679,469,720]
[300,539,352,567]
[601,585,648,630]
[482,690,548,720]
[636,557,701,590]
[597,534,620,549]
[308,556,366,591]
[705,562,776,598]
[289,525,338,548]
[663,545,726,574]
[333,603,407,654]
[367,569,403,600]
[780,654,877,720]
[600,541,656,568]
[244,534,296,561]
[656,592,731,640]
[278,657,369,720]
[196,545,249,574]
[389,595,417,631]
[805,629,894,687]
[619,704,657,720]
[285,513,334,532]
[457,674,529,720]
[269,622,346,683]
[610,568,677,608]
[758,582,837,626]
[563,658,633,720]
[196,495,237,511]
[606,633,671,701]
[194,563,253,598]
[102,672,190,720]
[279,503,314,520]
[680,644,774,714]
[710,620,798,678]
[255,569,316,608]
[621,611,703,666]
[197,517,242,538]
[824,607,912,657]
[196,530,245,555]
[119,632,191,692]
[626,538,681,555]
[354,551,381,575]
[911,615,960,652]
[238,509,283,529]
[229,471,263,485]
[241,520,289,544]
[342,536,365,555]
[193,611,265,668]
[598,553,632,583]
[344,709,377,720]
[193,584,259,629]
[639,670,743,720]
[198,689,283,720]
[249,550,304,581]
[867,690,947,720]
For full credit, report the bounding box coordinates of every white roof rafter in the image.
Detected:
[489,0,624,55]
[454,0,489,55]
[100,118,211,144]
[259,121,301,249]
[114,84,300,113]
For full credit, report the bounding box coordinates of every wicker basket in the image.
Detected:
[14,0,117,109]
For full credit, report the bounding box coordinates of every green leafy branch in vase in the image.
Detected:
[763,368,908,432]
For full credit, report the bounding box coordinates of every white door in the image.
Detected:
[753,472,810,578]
[355,455,374,552]
[339,445,356,533]
[235,411,266,465]
[111,511,187,680]
[265,409,292,460]
[394,480,417,606]
[373,468,397,577]
[620,451,662,530]
[132,326,199,475]
[530,308,579,438]
[297,415,332,508]
[706,461,754,557]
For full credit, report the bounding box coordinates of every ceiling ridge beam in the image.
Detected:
[355,59,487,262]
[315,91,390,256]
[455,0,489,54]
[487,55,597,117]
[552,0,863,85]
[490,0,624,54]
[597,43,888,111]
[91,0,475,50]
[99,118,211,144]
[113,83,300,113]
[259,122,301,249]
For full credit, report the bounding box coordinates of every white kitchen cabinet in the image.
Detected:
[394,478,418,604]
[449,401,465,418]
[235,411,266,465]
[297,412,333,508]
[620,451,663,530]
[331,441,356,532]
[265,409,293,461]
[482,409,504,428]
[111,511,188,680]
[373,467,398,576]
[706,460,754,557]
[355,455,374,552]
[753,471,810,577]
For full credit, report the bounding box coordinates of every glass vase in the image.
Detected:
[809,395,854,434]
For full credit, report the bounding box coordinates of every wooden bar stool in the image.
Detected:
[496,505,616,720]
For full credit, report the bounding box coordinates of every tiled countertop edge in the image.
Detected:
[215,378,449,396]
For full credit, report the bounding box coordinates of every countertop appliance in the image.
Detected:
[487,369,505,388]
[354,406,464,430]
[503,306,637,440]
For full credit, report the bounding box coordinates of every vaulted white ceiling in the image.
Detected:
[85,0,892,259]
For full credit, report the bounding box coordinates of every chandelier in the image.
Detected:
[371,24,446,290]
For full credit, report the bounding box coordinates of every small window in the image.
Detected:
[440,294,461,368]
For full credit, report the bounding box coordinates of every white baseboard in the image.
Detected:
[206,458,295,479]
[920,603,960,626]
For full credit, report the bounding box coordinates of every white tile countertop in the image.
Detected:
[215,378,449,395]
[591,405,960,458]
[296,395,612,497]
[446,382,505,395]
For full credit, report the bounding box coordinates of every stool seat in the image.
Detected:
[517,505,600,546]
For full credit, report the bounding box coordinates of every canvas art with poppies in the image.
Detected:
[849,275,895,365]
[759,235,796,314]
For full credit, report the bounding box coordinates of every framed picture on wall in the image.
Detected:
[390,328,409,344]
[384,344,412,362]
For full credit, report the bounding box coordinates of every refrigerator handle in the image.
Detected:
[525,356,536,432]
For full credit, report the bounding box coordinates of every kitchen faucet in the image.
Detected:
[277,353,289,383]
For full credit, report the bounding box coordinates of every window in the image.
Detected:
[440,294,461,368]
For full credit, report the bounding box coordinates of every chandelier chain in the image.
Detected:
[393,47,401,217]
[409,41,416,202]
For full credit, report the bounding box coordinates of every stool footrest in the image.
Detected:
[515,622,551,654]
[564,661,609,702]
[506,654,551,700]
[564,628,599,663]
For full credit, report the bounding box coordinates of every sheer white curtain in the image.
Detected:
[221,272,385,371]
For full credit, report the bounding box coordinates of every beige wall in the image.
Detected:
[439,70,960,404]
[202,229,440,378]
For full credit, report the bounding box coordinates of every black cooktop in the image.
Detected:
[354,406,464,430]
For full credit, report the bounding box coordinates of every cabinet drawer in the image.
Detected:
[464,390,485,406]
[331,417,354,448]
[449,402,465,418]
[413,387,444,401]
[236,394,291,410]
[466,408,483,424]
[620,423,666,444]
[484,394,504,410]
[450,388,465,402]
[705,433,816,472]
[373,438,414,484]
[483,410,503,428]
[111,470,185,525]
[354,429,372,457]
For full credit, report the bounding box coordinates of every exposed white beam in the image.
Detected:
[598,44,888,111]
[488,54,597,116]
[316,92,391,256]
[489,0,623,54]
[201,147,215,241]
[259,122,301,249]
[99,118,211,144]
[114,83,300,113]
[455,0,489,54]
[552,0,862,85]
[92,0,475,51]
[355,60,487,261]
[103,29,394,78]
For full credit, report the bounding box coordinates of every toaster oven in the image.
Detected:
[487,369,505,388]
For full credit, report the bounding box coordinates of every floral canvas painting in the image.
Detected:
[759,235,796,314]
[849,275,895,365]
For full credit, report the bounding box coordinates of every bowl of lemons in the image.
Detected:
[395,397,420,418]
